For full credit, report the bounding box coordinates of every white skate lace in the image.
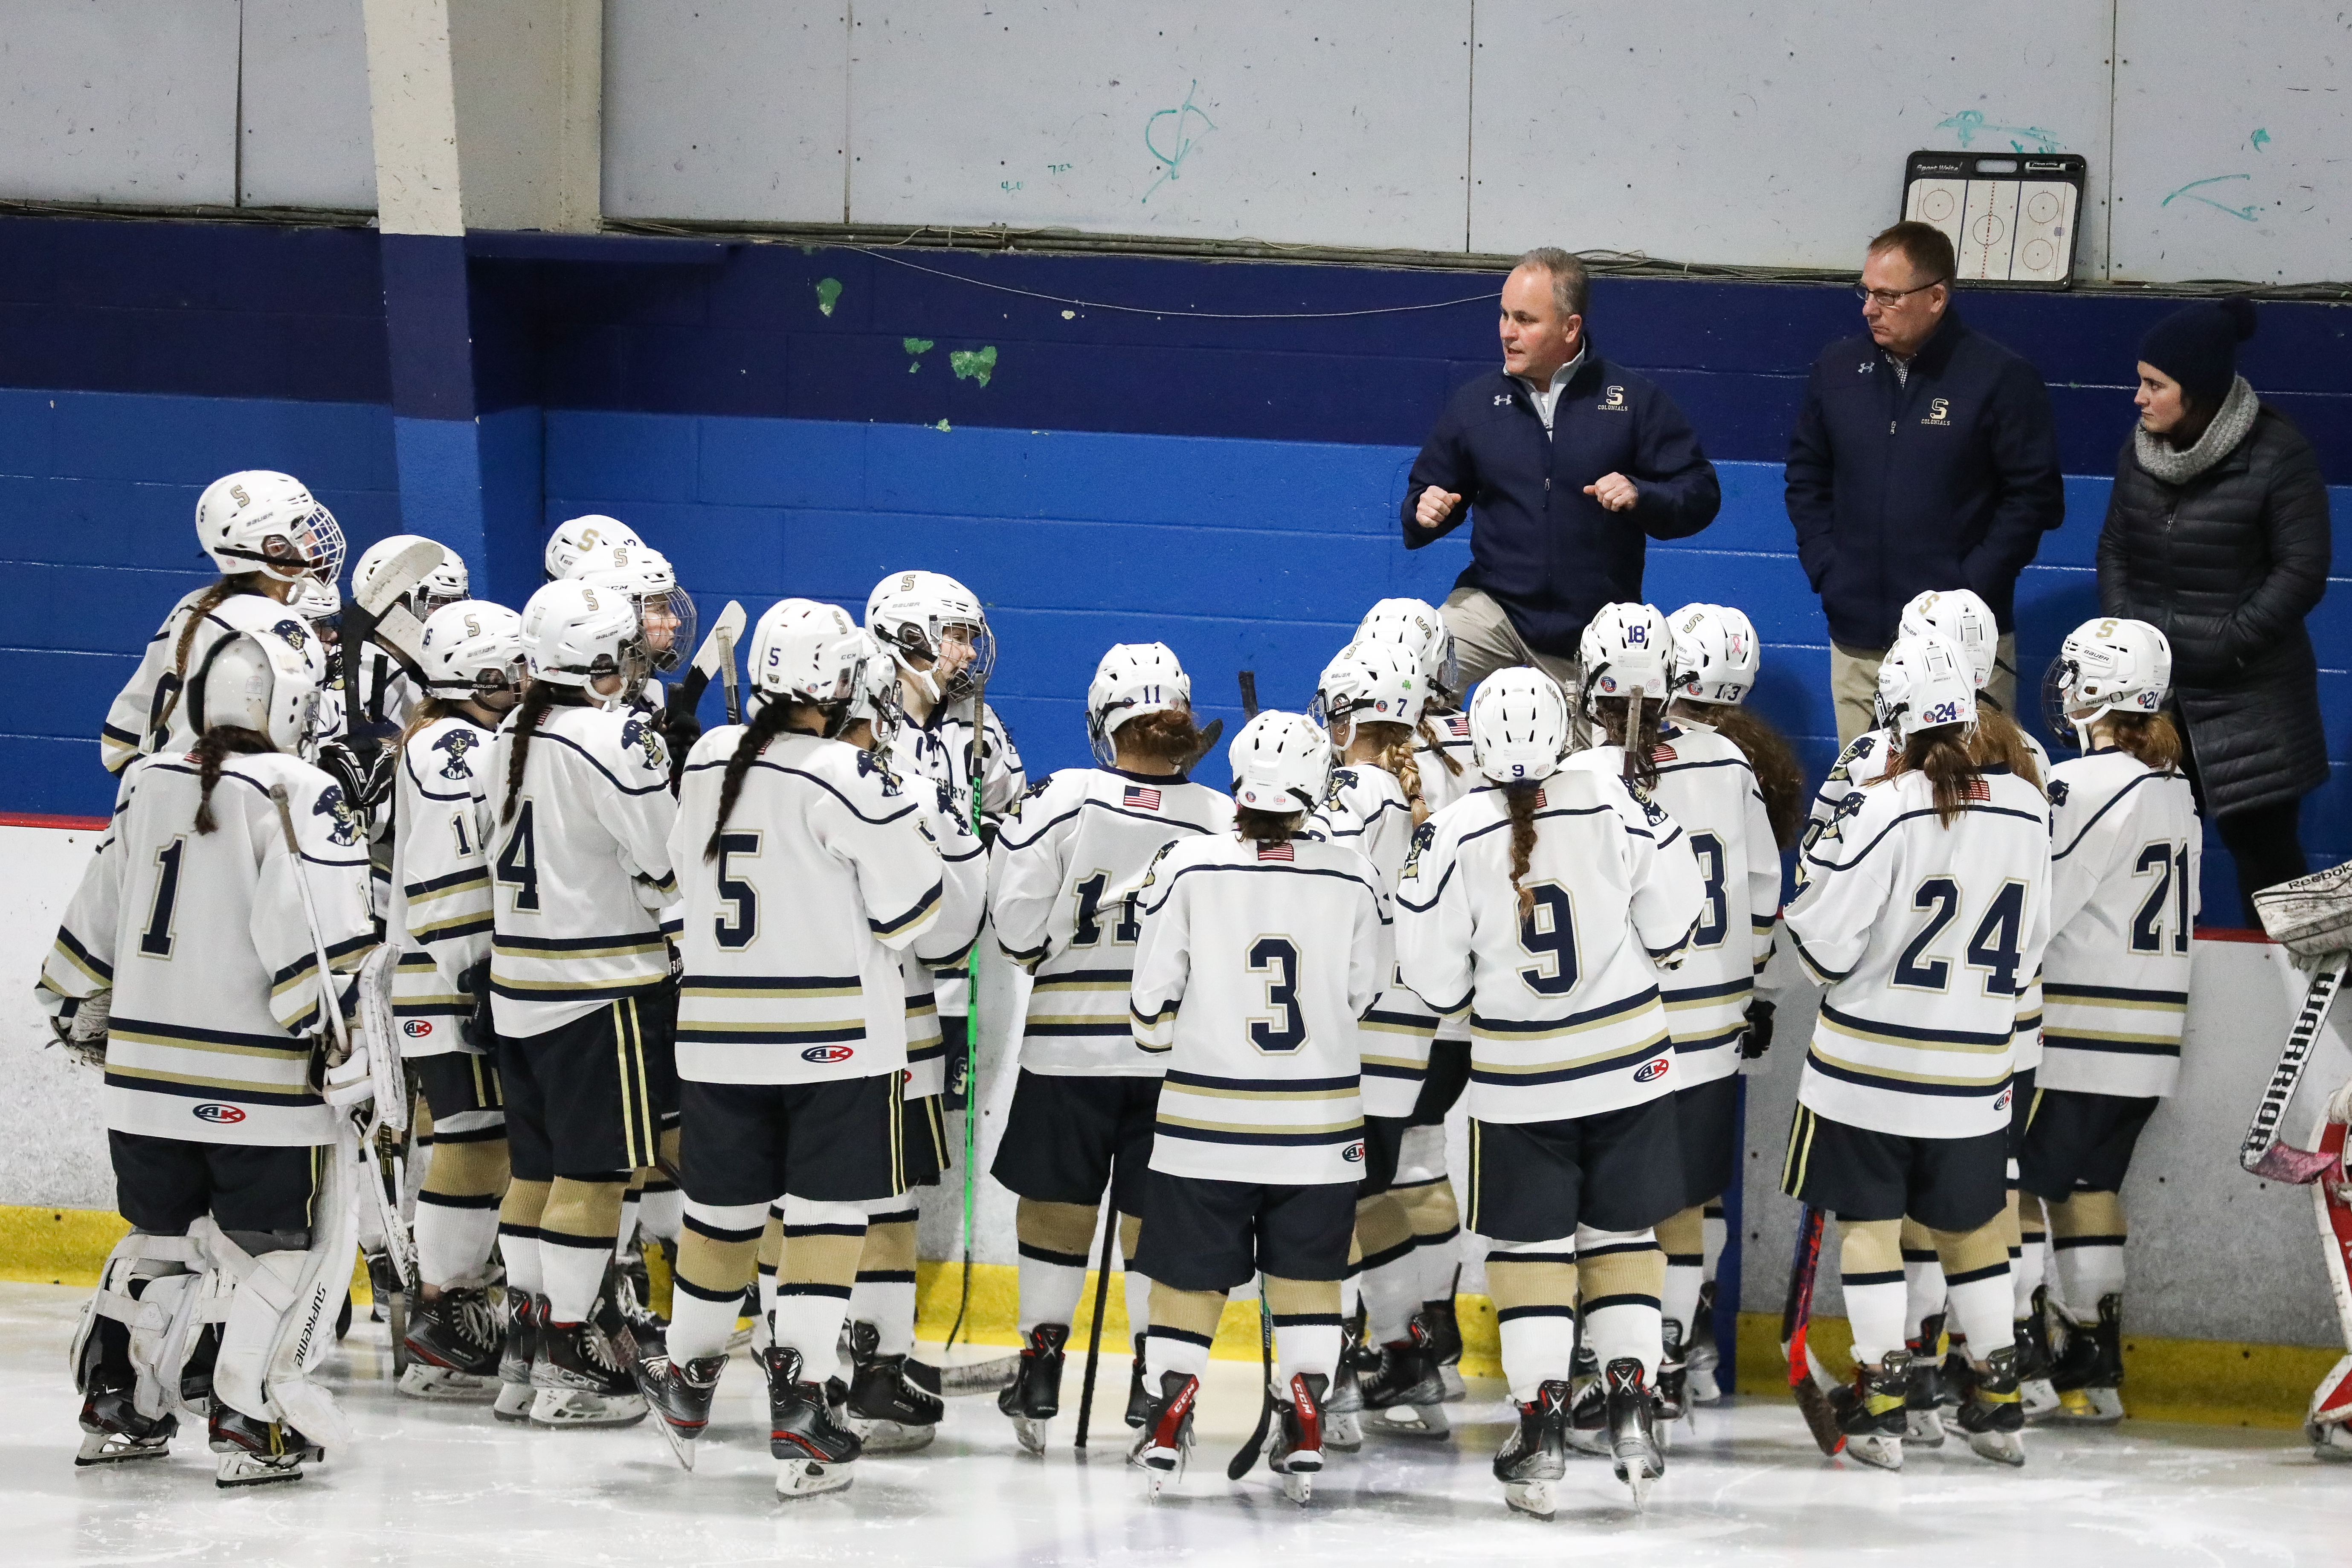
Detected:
[456,1293,501,1354]
[587,1325,624,1374]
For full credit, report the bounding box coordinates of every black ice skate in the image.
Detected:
[1360,1312,1448,1436]
[1423,1290,1468,1402]
[73,1319,176,1466]
[846,1319,944,1453]
[768,1345,861,1498]
[2049,1292,2124,1426]
[997,1322,1069,1455]
[400,1284,504,1400]
[531,1311,649,1428]
[1493,1378,1572,1519]
[209,1406,321,1488]
[1131,1370,1198,1499]
[2016,1284,2061,1420]
[1955,1345,2028,1466]
[493,1291,542,1423]
[635,1352,728,1470]
[1657,1317,1689,1426]
[1685,1279,1724,1405]
[1267,1371,1328,1505]
[1323,1320,1366,1452]
[1604,1358,1665,1509]
[599,1264,665,1365]
[1904,1311,1948,1446]
[1125,1333,1155,1431]
[1567,1342,1609,1456]
[1829,1348,1911,1471]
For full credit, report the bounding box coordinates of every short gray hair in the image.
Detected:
[1514,248,1589,321]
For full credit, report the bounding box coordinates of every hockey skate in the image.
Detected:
[1423,1293,1468,1402]
[635,1352,729,1470]
[1267,1372,1327,1505]
[1361,1312,1449,1436]
[845,1320,943,1453]
[400,1284,503,1400]
[1567,1343,1609,1456]
[998,1322,1068,1455]
[1125,1333,1155,1430]
[493,1291,542,1423]
[601,1265,665,1365]
[1657,1317,1689,1428]
[1323,1323,1367,1452]
[1685,1281,1725,1405]
[766,1346,861,1498]
[1955,1345,2028,1466]
[1131,1370,1199,1498]
[2049,1293,2125,1425]
[2016,1287,2062,1420]
[1493,1379,1572,1519]
[1903,1314,1947,1446]
[209,1406,322,1488]
[73,1321,177,1466]
[1828,1349,1911,1470]
[1604,1358,1665,1510]
[531,1312,649,1428]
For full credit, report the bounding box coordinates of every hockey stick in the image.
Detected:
[2306,1107,2352,1440]
[1238,670,1260,720]
[339,540,446,748]
[665,600,746,731]
[1073,1196,1118,1448]
[1228,1273,1277,1479]
[1779,1204,1843,1456]
[943,658,989,1354]
[717,618,742,725]
[2242,956,2349,1182]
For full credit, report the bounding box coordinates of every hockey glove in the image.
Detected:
[48,990,111,1069]
[313,739,383,835]
[1740,998,1777,1060]
[457,956,495,1055]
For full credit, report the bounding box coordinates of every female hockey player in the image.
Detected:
[544,513,644,581]
[632,599,944,1500]
[1781,631,2050,1471]
[2022,617,2196,1426]
[40,626,376,1487]
[1306,642,1448,1439]
[103,470,344,774]
[388,600,527,1398]
[485,578,679,1429]
[1396,666,1705,1517]
[991,642,1232,1453]
[346,533,472,738]
[1127,710,1390,1504]
[1577,604,1779,1427]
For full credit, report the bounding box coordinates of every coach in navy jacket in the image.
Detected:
[1402,249,1720,683]
[1786,222,2063,743]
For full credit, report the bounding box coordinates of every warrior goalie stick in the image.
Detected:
[2240,956,2347,1182]
[1073,1198,1119,1448]
[1228,1273,1278,1479]
[1780,1204,1844,1456]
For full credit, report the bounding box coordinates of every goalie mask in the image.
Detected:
[580,543,697,675]
[355,534,469,617]
[195,470,345,585]
[1227,710,1331,814]
[1874,632,1977,745]
[2044,617,2172,751]
[1085,642,1191,766]
[1899,588,1998,693]
[1309,642,1427,749]
[749,598,866,736]
[544,514,644,581]
[866,570,995,705]
[1667,602,1759,706]
[420,600,527,708]
[520,579,646,708]
[1355,597,1461,708]
[186,628,326,756]
[841,627,908,756]
[1470,665,1572,785]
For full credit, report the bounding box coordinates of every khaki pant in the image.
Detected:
[1830,631,2018,748]
[1441,586,1580,695]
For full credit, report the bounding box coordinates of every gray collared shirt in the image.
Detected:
[1513,347,1587,435]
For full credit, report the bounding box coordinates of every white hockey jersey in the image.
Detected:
[895,760,987,1100]
[668,729,943,1085]
[1809,724,2051,838]
[1787,766,2050,1139]
[101,589,329,773]
[1131,833,1389,1184]
[2038,749,2199,1099]
[484,704,679,1038]
[1396,771,1704,1126]
[896,696,1027,1016]
[995,767,1233,1077]
[390,713,497,1059]
[1310,762,1441,1116]
[38,750,374,1145]
[1410,710,1479,1048]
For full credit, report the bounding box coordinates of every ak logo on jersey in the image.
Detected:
[1342,1141,1366,1163]
[1994,1086,2014,1113]
[1632,1057,1671,1084]
[432,727,481,781]
[802,1044,856,1064]
[618,715,668,775]
[313,784,364,846]
[193,1103,247,1124]
[403,1019,434,1038]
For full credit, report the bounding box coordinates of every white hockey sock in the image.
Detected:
[2013,1237,2046,1318]
[1496,1310,1576,1403]
[1661,1260,1705,1347]
[2054,1241,2125,1325]
[615,1192,642,1259]
[1488,1234,1577,1402]
[415,1195,500,1290]
[1944,1264,2016,1356]
[1017,1249,1087,1333]
[1582,1300,1664,1383]
[1124,1265,1152,1341]
[756,1267,777,1335]
[1275,1319,1342,1387]
[1903,1248,1948,1341]
[1701,1204,1727,1284]
[499,1226,542,1298]
[1842,1276,1909,1366]
[1419,1235,1461,1308]
[639,1183,684,1246]
[773,1288,853,1368]
[1361,1248,1420,1345]
[668,1284,742,1364]
[1340,1260,1362,1326]
[1143,1326,1212,1386]
[542,1237,611,1325]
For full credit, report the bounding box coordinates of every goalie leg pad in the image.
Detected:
[203,1142,359,1451]
[73,1231,214,1424]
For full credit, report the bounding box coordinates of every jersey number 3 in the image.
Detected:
[1247,936,1306,1053]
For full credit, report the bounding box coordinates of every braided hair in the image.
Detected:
[705,698,795,861]
[1416,712,1465,777]
[192,726,273,835]
[1503,780,1543,918]
[500,680,562,825]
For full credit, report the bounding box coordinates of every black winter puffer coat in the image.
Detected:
[2096,406,2332,817]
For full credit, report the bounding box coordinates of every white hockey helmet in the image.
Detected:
[186,627,326,756]
[2045,617,2172,751]
[1470,665,1572,784]
[748,599,867,725]
[420,600,527,703]
[1310,641,1429,745]
[1667,602,1760,706]
[866,570,995,703]
[581,543,697,675]
[1086,642,1191,766]
[1227,710,1331,815]
[1355,597,1461,706]
[1578,602,1674,710]
[355,533,469,616]
[841,627,908,754]
[1874,632,1977,744]
[1899,588,1998,693]
[519,579,645,703]
[286,575,342,630]
[544,515,644,581]
[195,470,345,584]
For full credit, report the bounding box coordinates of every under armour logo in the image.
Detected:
[1493,394,1512,406]
[1858,361,1875,373]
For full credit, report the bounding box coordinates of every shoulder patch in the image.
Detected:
[1401,819,1436,881]
[618,714,668,775]
[312,783,363,847]
[1138,839,1177,892]
[430,726,482,782]
[853,747,904,797]
[1622,777,1669,826]
[1324,768,1356,809]
[2045,778,2069,808]
[1446,715,1471,739]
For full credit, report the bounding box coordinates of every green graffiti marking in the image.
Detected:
[949,346,998,388]
[815,278,843,316]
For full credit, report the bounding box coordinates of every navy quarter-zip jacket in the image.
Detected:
[1400,345,1720,656]
[1784,307,2064,650]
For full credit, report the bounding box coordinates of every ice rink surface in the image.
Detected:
[3,1281,2343,1566]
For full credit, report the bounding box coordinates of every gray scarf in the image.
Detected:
[2133,374,2258,485]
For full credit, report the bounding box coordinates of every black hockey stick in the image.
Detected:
[1073,1196,1119,1448]
[1780,1205,1843,1456]
[2242,956,2349,1182]
[943,658,990,1354]
[1238,670,1260,720]
[1228,1274,1277,1479]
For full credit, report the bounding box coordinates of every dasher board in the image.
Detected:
[1903,151,2087,288]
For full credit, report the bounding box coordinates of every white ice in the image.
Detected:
[3,1281,2342,1566]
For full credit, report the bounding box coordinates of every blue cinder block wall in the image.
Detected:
[3,215,2346,924]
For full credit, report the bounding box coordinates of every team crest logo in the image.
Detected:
[619,715,668,774]
[1401,820,1435,881]
[313,784,363,846]
[2045,779,2069,807]
[1601,386,1627,410]
[432,727,480,781]
[1623,778,1668,827]
[1323,768,1355,809]
[1833,791,1867,823]
[853,748,904,797]
[1138,841,1175,891]
[270,618,312,654]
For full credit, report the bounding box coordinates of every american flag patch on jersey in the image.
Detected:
[1966,777,1992,802]
[1123,784,1162,811]
[1652,742,1677,764]
[1447,715,1471,738]
[1258,842,1295,861]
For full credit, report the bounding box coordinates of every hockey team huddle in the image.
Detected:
[39,467,2207,1516]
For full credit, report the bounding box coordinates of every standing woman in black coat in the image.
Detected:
[2096,299,2332,926]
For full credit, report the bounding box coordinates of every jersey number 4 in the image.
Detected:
[1893,876,2029,996]
[495,800,539,911]
[1247,936,1306,1053]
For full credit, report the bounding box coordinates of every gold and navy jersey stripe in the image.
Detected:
[1154,1069,1364,1145]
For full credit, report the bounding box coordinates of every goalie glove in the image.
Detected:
[48,990,112,1069]
[1740,997,1777,1060]
[325,1029,376,1111]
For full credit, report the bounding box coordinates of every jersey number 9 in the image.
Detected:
[1517,883,1580,996]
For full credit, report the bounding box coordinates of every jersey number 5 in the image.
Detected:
[715,831,760,949]
[1247,936,1306,1053]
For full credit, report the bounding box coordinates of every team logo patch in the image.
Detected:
[2046,779,2069,807]
[1342,1142,1366,1164]
[431,727,480,781]
[313,784,363,846]
[193,1103,247,1124]
[270,617,312,654]
[1623,780,1665,826]
[618,715,668,774]
[853,748,903,797]
[1401,820,1435,881]
[1632,1057,1671,1084]
[1124,783,1163,812]
[403,1020,433,1038]
[1994,1087,2014,1113]
[802,1044,855,1064]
